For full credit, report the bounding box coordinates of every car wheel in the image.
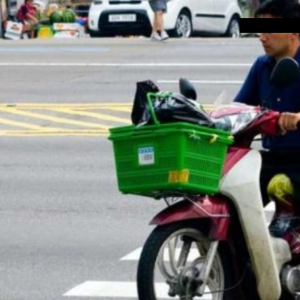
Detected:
[89,29,112,38]
[225,16,240,38]
[89,29,101,38]
[171,11,192,38]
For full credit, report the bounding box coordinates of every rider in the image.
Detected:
[234,1,300,207]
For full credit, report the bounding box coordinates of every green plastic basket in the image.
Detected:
[109,93,234,198]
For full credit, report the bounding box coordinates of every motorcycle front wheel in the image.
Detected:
[137,221,241,300]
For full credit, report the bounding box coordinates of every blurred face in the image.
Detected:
[259,33,299,60]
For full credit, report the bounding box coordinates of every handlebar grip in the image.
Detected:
[259,111,280,136]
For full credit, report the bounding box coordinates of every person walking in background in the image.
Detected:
[149,0,169,41]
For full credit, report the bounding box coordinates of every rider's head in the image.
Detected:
[255,1,300,59]
[258,33,300,60]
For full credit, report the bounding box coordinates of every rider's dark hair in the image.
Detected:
[255,0,300,18]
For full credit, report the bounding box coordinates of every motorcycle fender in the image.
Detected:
[150,196,231,241]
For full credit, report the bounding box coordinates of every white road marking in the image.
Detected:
[64,281,212,299]
[120,248,142,261]
[63,281,138,298]
[158,80,243,84]
[0,63,251,67]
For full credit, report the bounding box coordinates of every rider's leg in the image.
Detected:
[260,150,279,206]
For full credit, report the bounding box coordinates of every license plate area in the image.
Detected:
[108,14,137,22]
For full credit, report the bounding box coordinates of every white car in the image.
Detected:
[88,0,242,38]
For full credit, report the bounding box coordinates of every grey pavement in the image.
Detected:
[0,136,163,300]
[0,38,263,104]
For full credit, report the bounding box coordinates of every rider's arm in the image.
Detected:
[234,59,260,106]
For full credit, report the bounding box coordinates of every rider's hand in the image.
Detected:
[279,112,300,135]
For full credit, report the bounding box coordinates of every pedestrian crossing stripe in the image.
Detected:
[0,103,214,136]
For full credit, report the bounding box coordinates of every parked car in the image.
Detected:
[88,0,242,38]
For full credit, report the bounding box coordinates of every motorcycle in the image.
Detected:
[134,57,300,300]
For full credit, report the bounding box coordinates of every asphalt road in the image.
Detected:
[0,38,272,300]
[0,38,263,104]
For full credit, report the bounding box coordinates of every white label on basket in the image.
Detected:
[138,147,155,165]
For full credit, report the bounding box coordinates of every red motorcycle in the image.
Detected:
[134,58,300,300]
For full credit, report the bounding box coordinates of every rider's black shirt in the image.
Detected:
[234,46,300,150]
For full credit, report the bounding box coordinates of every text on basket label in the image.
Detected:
[138,147,155,165]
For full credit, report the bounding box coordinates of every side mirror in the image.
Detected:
[262,57,299,109]
[179,78,197,100]
[270,57,300,86]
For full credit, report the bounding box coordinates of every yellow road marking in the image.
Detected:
[0,116,63,131]
[96,107,132,113]
[0,103,214,109]
[0,107,110,129]
[0,103,215,136]
[0,129,108,136]
[0,103,133,109]
[47,107,131,124]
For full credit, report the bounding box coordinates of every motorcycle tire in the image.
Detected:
[137,221,246,300]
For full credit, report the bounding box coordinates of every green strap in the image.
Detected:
[146,92,172,126]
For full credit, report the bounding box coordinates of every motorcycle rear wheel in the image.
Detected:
[137,222,241,300]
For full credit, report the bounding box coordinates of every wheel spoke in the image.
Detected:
[177,239,192,268]
[157,247,173,281]
[168,235,179,275]
[207,277,222,300]
[196,241,207,257]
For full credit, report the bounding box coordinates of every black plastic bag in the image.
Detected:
[131,80,159,125]
[131,80,214,127]
[152,93,214,127]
